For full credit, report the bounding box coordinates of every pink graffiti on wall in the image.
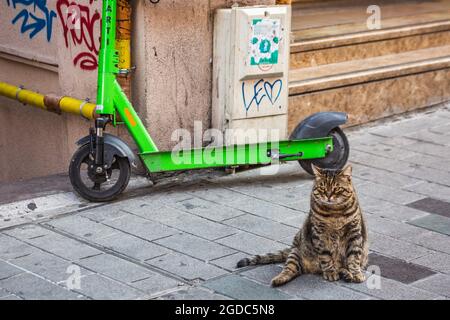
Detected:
[57,0,100,71]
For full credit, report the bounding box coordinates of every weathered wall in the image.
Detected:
[0,59,63,182]
[0,0,275,183]
[132,0,276,151]
[0,0,100,183]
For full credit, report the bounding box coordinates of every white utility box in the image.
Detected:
[212,5,291,145]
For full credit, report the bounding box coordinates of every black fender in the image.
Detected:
[290,112,348,139]
[76,133,137,168]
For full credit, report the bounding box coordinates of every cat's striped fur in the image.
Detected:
[237,165,369,287]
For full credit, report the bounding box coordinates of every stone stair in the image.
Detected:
[287,0,450,132]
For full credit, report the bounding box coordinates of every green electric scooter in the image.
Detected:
[69,0,350,202]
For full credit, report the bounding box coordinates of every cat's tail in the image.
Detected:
[236,248,291,268]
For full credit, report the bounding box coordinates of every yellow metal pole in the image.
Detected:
[0,82,46,109]
[59,96,96,120]
[0,81,97,120]
[116,0,132,99]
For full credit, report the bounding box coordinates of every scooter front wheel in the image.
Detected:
[69,144,131,202]
[299,127,350,176]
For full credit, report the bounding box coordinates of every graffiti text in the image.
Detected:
[57,0,101,71]
[242,79,283,114]
[6,0,57,42]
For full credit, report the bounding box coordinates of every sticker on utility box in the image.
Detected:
[249,19,281,66]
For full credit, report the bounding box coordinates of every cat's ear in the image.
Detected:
[312,164,323,177]
[341,165,353,179]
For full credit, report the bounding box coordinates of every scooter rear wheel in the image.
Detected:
[299,127,350,176]
[69,144,131,202]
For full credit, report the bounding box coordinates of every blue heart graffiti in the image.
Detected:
[242,79,283,114]
[264,79,282,105]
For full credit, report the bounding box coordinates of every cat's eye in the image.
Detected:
[334,187,345,194]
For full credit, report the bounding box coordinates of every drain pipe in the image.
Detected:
[0,81,97,120]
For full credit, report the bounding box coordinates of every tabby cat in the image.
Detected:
[237,165,369,287]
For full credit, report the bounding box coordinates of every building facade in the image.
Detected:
[1,0,449,182]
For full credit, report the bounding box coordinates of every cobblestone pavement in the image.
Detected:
[1,104,450,300]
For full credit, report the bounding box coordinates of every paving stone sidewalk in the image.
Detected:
[1,104,450,300]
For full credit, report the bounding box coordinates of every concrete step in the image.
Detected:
[287,0,450,132]
[291,20,450,68]
[287,45,450,133]
[289,45,450,94]
[290,0,450,68]
[291,0,450,38]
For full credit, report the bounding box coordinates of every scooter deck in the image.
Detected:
[140,137,333,173]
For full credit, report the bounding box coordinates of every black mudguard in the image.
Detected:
[290,112,348,139]
[76,133,137,168]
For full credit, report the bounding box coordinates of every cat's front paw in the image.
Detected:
[339,269,366,283]
[323,270,340,282]
[351,271,366,283]
[339,268,354,282]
